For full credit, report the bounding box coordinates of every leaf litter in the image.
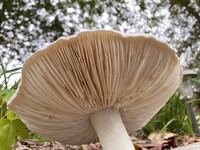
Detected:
[13,132,200,150]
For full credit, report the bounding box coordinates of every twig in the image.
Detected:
[0,59,8,88]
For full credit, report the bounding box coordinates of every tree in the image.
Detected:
[0,0,129,66]
[140,0,200,68]
[0,0,199,69]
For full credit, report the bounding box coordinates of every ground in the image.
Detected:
[13,132,200,150]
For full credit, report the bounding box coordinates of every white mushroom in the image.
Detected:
[8,30,182,150]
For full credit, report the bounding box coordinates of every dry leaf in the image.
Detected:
[82,143,102,150]
[148,131,177,142]
[134,143,148,150]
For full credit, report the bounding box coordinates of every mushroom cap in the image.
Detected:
[8,30,182,144]
[183,69,197,78]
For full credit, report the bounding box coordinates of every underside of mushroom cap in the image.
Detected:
[8,30,182,144]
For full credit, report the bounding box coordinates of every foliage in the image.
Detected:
[139,0,200,68]
[0,65,29,150]
[143,92,194,136]
[0,118,28,150]
[0,0,129,65]
[0,0,199,68]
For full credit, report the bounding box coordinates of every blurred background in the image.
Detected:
[0,0,199,70]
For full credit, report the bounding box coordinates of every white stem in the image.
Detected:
[90,108,135,150]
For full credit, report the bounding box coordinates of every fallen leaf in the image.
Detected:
[134,143,148,150]
[148,131,177,142]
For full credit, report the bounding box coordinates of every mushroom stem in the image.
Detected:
[90,108,135,150]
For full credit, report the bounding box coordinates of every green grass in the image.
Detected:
[143,92,194,136]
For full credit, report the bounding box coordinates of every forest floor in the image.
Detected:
[13,132,200,150]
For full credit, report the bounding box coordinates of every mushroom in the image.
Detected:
[8,30,182,150]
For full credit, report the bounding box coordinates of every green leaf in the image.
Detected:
[0,89,10,96]
[139,1,146,11]
[0,89,16,102]
[0,118,28,150]
[0,118,9,127]
[5,110,18,120]
[3,89,15,103]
